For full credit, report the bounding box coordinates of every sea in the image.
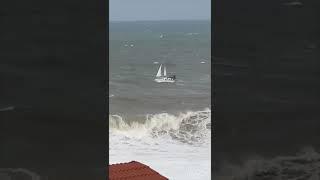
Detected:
[109,20,211,180]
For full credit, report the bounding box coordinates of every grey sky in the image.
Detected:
[110,0,211,21]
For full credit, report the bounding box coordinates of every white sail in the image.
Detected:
[154,63,176,83]
[156,64,162,77]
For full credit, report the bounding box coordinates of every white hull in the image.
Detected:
[154,78,175,83]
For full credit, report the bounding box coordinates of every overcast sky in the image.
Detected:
[110,0,211,21]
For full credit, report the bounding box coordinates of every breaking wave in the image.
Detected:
[109,108,211,145]
[109,109,212,180]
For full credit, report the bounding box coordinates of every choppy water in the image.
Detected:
[109,20,211,180]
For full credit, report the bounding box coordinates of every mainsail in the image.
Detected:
[156,64,162,77]
[163,66,167,76]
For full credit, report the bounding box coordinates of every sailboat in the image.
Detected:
[154,64,176,83]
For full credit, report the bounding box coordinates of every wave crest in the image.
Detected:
[109,108,211,144]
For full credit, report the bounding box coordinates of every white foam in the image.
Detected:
[109,109,211,180]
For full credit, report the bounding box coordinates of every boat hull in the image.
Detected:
[154,78,175,83]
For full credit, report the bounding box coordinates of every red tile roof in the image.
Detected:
[109,161,168,180]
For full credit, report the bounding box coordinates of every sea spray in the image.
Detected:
[109,108,211,144]
[109,109,211,180]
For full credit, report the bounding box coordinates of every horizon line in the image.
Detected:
[109,19,211,23]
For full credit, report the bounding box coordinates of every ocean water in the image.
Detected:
[109,20,211,180]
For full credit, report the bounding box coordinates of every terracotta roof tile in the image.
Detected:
[109,161,168,180]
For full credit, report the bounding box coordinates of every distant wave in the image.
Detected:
[109,108,211,145]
